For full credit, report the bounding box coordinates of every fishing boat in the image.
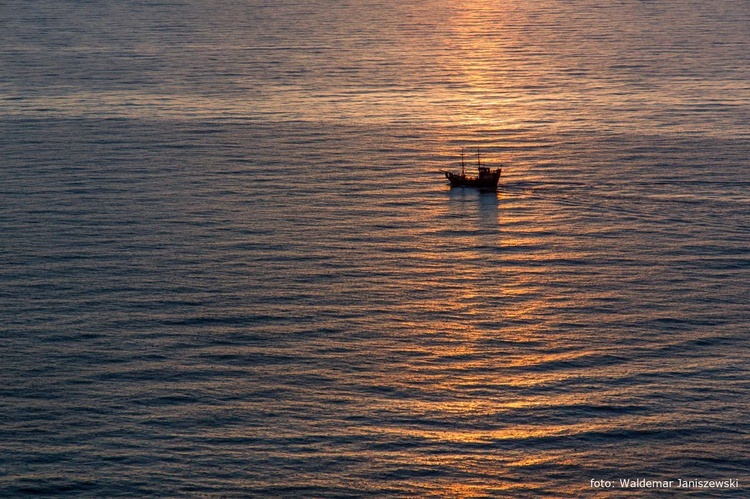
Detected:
[442,149,501,191]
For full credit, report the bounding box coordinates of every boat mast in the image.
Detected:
[477,149,481,168]
[461,148,465,176]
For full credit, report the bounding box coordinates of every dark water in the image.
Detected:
[2,1,749,496]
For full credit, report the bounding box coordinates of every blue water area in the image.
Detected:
[1,0,749,496]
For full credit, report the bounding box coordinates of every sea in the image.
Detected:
[1,0,749,497]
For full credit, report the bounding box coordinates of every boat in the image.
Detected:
[442,149,501,191]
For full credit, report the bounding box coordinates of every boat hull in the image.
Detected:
[444,170,501,191]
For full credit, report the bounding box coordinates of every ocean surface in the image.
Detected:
[1,0,749,496]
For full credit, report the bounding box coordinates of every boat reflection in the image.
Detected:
[447,186,499,230]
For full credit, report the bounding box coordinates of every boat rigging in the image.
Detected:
[441,149,502,191]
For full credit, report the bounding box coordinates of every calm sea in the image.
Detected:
[1,0,749,496]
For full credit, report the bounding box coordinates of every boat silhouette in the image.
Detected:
[442,149,501,191]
